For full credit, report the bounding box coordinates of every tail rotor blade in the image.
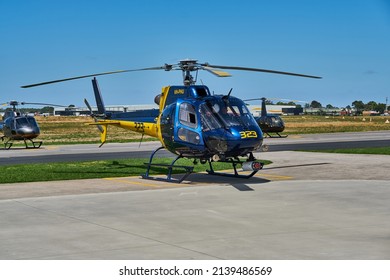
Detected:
[84,98,93,113]
[84,98,104,133]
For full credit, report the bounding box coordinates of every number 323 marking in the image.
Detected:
[240,131,258,138]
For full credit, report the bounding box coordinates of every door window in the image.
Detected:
[179,102,197,129]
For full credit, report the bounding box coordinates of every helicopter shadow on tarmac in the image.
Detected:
[264,162,331,171]
[168,172,272,191]
[185,162,332,191]
[170,162,333,190]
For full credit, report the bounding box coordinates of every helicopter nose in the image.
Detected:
[204,134,263,155]
[205,136,228,153]
[18,127,38,136]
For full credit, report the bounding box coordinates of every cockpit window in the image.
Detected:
[200,103,224,131]
[179,102,197,129]
[27,116,38,126]
[16,118,29,126]
[195,87,208,97]
[200,98,257,130]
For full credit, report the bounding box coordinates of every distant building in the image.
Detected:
[303,107,344,115]
[54,104,302,117]
[362,110,380,116]
[247,105,297,116]
[53,104,158,116]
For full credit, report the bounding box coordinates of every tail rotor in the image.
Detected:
[84,98,103,133]
[84,97,107,147]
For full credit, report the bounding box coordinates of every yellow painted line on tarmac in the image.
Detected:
[103,177,182,188]
[44,146,59,150]
[256,173,294,181]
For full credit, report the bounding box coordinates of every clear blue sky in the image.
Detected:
[1,0,389,108]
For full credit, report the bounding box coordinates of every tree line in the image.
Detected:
[274,100,389,115]
[0,106,55,115]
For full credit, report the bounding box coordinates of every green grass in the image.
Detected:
[0,158,272,184]
[309,147,390,155]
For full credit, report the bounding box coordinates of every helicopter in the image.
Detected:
[0,100,65,149]
[244,97,288,138]
[22,59,321,182]
[245,97,309,138]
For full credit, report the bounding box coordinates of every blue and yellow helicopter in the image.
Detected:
[22,59,320,182]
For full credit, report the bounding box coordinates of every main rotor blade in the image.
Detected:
[202,66,232,77]
[21,66,166,88]
[20,102,69,107]
[244,98,309,103]
[244,98,267,102]
[277,98,309,104]
[203,64,322,79]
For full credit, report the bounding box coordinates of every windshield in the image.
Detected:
[15,117,38,128]
[200,98,256,131]
[16,118,29,127]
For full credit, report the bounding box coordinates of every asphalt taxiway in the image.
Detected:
[1,139,390,259]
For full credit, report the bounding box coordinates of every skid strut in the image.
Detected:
[1,138,42,149]
[206,153,264,179]
[142,146,194,183]
[24,139,42,149]
[265,132,288,138]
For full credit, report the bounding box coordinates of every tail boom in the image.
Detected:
[89,120,159,144]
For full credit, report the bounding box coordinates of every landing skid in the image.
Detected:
[23,139,42,149]
[265,132,288,138]
[1,137,42,149]
[141,147,264,183]
[206,157,263,179]
[142,146,194,183]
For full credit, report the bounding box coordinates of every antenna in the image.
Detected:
[227,88,233,98]
[222,88,233,102]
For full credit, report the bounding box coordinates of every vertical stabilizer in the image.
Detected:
[92,77,106,115]
[261,97,267,117]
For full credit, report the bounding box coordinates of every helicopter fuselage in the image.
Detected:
[2,114,40,140]
[90,84,264,161]
[255,114,285,133]
[158,91,263,159]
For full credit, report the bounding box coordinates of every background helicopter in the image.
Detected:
[0,100,65,149]
[244,97,287,138]
[244,97,288,138]
[22,59,321,182]
[245,97,308,138]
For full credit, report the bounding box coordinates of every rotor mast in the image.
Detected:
[179,59,199,86]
